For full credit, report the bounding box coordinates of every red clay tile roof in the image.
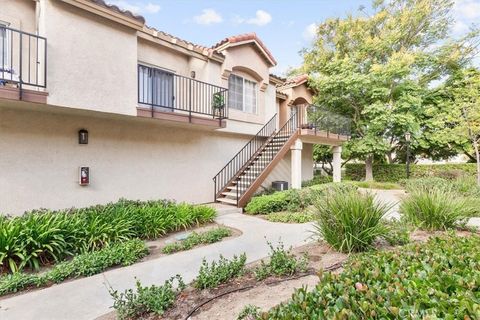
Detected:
[91,0,146,23]
[213,33,277,66]
[284,74,308,86]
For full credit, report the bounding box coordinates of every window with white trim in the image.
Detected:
[228,74,257,113]
[0,21,10,68]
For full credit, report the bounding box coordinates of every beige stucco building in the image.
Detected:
[0,0,349,215]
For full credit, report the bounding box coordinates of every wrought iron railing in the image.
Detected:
[138,64,228,120]
[297,104,351,137]
[213,114,278,201]
[0,26,47,89]
[233,110,299,204]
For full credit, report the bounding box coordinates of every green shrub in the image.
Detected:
[0,199,215,273]
[302,174,332,187]
[346,180,402,190]
[400,189,476,230]
[194,253,247,289]
[313,190,391,253]
[254,241,308,280]
[382,220,411,246]
[237,305,261,320]
[403,176,480,198]
[265,212,315,223]
[0,239,148,295]
[266,235,480,319]
[109,275,185,319]
[245,183,357,215]
[345,163,477,182]
[162,227,231,254]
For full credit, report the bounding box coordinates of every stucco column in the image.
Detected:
[332,146,342,183]
[291,138,303,189]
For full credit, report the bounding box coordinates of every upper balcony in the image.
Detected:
[295,104,351,145]
[0,26,47,104]
[136,64,228,128]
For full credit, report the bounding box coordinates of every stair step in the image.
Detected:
[221,191,239,197]
[217,197,238,205]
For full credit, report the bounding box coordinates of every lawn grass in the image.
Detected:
[345,180,403,190]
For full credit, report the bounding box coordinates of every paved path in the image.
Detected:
[0,213,314,320]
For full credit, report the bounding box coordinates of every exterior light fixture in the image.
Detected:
[190,71,196,79]
[78,129,88,144]
[405,132,411,142]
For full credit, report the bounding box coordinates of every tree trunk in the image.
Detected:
[365,155,374,181]
[474,138,480,186]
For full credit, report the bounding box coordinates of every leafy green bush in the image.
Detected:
[194,253,247,289]
[0,239,148,295]
[345,163,477,182]
[0,199,215,273]
[302,174,332,187]
[162,227,231,254]
[266,235,480,319]
[255,241,308,280]
[400,189,476,230]
[109,275,185,319]
[245,183,357,215]
[265,212,315,223]
[313,190,391,253]
[237,304,261,320]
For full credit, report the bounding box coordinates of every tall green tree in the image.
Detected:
[301,0,474,180]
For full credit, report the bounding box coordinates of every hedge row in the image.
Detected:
[345,163,477,182]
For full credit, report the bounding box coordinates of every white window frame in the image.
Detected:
[228,74,258,114]
[0,21,11,68]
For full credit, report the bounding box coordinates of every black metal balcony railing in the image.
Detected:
[297,104,351,137]
[0,26,47,89]
[138,64,228,120]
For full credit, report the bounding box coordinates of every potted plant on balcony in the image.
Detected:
[212,92,225,118]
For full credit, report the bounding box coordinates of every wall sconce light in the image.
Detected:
[190,71,196,79]
[78,129,88,144]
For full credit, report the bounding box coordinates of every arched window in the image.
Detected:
[228,74,257,113]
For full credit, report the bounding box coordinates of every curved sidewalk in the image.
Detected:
[0,213,314,320]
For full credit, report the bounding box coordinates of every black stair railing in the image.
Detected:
[213,113,278,201]
[234,110,299,205]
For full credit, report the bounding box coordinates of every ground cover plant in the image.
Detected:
[161,227,231,254]
[194,253,247,289]
[313,189,392,253]
[245,183,356,215]
[254,241,308,280]
[265,234,480,319]
[345,180,402,190]
[0,199,215,273]
[0,239,148,295]
[264,211,315,223]
[109,275,186,319]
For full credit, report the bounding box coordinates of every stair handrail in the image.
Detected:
[236,110,300,205]
[213,113,278,200]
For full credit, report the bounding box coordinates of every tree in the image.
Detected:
[449,68,480,185]
[301,0,474,180]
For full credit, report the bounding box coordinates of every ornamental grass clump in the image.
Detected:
[313,190,391,253]
[162,227,231,254]
[400,189,475,230]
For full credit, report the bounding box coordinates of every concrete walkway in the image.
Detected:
[0,212,314,320]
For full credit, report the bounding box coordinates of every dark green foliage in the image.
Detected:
[313,190,391,253]
[0,199,215,273]
[162,227,231,254]
[245,183,357,214]
[109,275,185,319]
[194,253,247,289]
[0,239,148,295]
[400,189,476,230]
[254,241,308,280]
[301,174,332,187]
[345,163,477,182]
[266,235,480,319]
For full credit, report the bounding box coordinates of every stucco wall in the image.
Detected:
[0,107,251,215]
[0,0,36,32]
[40,0,138,115]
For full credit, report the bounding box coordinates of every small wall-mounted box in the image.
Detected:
[79,166,90,186]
